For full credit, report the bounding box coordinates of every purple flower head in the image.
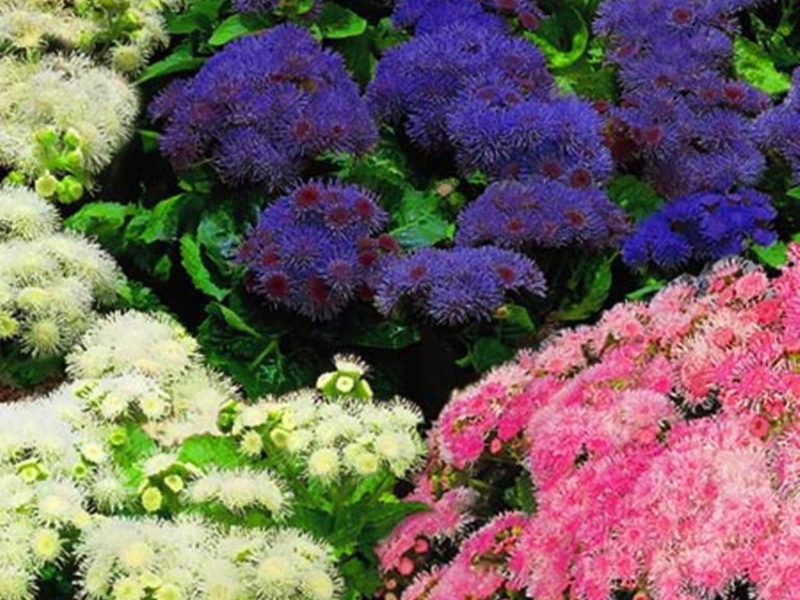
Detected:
[596,0,771,199]
[367,24,552,156]
[392,0,542,33]
[149,25,377,190]
[456,180,629,250]
[375,246,546,325]
[233,0,321,13]
[754,68,800,184]
[237,181,399,321]
[622,188,777,270]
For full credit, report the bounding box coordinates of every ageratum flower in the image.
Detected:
[754,68,800,184]
[237,181,398,321]
[366,24,552,157]
[622,188,776,270]
[150,25,377,190]
[233,0,321,14]
[375,246,546,325]
[595,0,770,198]
[392,0,542,34]
[456,180,628,250]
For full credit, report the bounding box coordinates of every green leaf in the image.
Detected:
[556,256,614,321]
[607,175,663,221]
[179,235,230,301]
[139,130,159,154]
[64,202,137,252]
[318,3,368,39]
[208,14,267,46]
[345,319,421,349]
[135,43,206,84]
[733,36,791,95]
[752,241,788,268]
[166,0,225,34]
[457,337,515,372]
[339,558,384,598]
[787,186,800,200]
[525,7,589,69]
[360,500,430,543]
[390,189,454,250]
[626,277,666,301]
[139,194,191,244]
[214,303,263,339]
[178,434,247,469]
[196,211,239,273]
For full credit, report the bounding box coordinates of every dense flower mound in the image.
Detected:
[456,180,628,250]
[754,68,800,183]
[391,0,542,34]
[150,25,378,190]
[380,248,800,600]
[0,54,138,196]
[375,246,546,325]
[622,188,777,269]
[595,0,771,198]
[0,185,121,357]
[0,0,179,73]
[0,311,425,600]
[233,0,321,15]
[237,181,399,321]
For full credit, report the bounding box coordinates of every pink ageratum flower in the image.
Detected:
[379,246,800,600]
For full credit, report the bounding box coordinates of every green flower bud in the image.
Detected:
[56,176,84,204]
[5,171,26,185]
[109,428,128,447]
[63,128,83,150]
[141,486,163,513]
[35,128,59,147]
[34,172,59,198]
[0,313,19,339]
[64,149,85,173]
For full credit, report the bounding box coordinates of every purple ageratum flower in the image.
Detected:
[754,68,800,184]
[456,180,629,250]
[149,25,377,190]
[392,0,542,33]
[447,88,614,183]
[237,181,400,321]
[366,23,552,155]
[375,247,546,325]
[595,0,771,199]
[622,188,777,270]
[233,0,321,13]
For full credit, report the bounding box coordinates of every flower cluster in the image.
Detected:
[233,0,321,16]
[375,246,546,325]
[754,68,800,183]
[237,181,399,321]
[0,185,121,357]
[0,0,179,73]
[78,517,341,600]
[380,247,800,600]
[456,180,628,250]
[231,390,425,481]
[150,25,377,190]
[0,55,138,199]
[595,0,770,198]
[391,0,542,34]
[622,188,777,269]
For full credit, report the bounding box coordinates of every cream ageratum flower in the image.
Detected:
[0,0,95,50]
[74,372,169,422]
[0,54,137,180]
[187,468,292,517]
[0,186,122,358]
[67,311,198,381]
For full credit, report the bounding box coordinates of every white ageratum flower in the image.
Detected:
[141,453,179,478]
[67,311,198,381]
[307,448,340,483]
[0,564,32,600]
[35,479,87,526]
[187,468,292,517]
[30,527,62,563]
[0,1,95,50]
[91,466,130,511]
[0,54,138,179]
[0,185,58,241]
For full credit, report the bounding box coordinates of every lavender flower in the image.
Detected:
[150,25,377,190]
[754,68,800,183]
[622,188,777,270]
[233,0,321,15]
[456,180,629,250]
[375,247,546,325]
[237,181,399,321]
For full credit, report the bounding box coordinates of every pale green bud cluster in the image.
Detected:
[316,354,374,400]
[232,391,426,483]
[0,185,121,357]
[0,55,138,197]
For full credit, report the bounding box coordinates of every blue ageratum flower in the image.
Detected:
[621,188,777,270]
[392,0,542,33]
[375,247,546,325]
[149,25,377,190]
[754,68,800,184]
[456,180,629,250]
[595,0,771,198]
[233,0,321,13]
[366,23,553,156]
[237,181,399,321]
